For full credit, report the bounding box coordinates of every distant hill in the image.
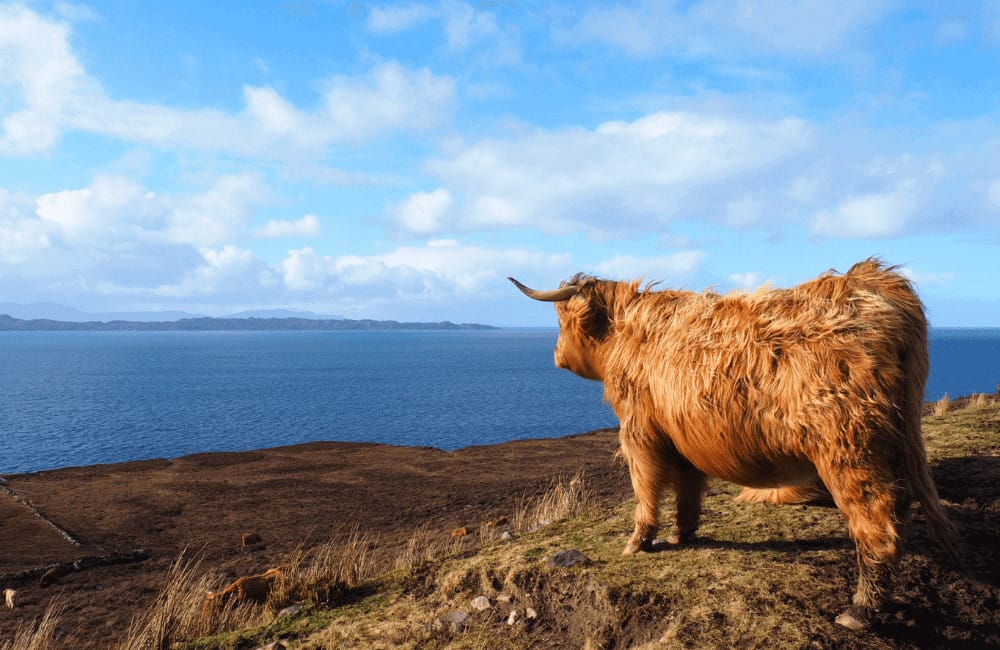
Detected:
[224,309,345,320]
[0,302,206,323]
[0,314,497,331]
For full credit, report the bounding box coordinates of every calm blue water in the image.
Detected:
[1,328,997,475]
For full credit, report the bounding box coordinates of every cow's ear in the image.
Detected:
[579,286,611,341]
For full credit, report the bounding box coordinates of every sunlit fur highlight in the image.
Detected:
[542,259,960,627]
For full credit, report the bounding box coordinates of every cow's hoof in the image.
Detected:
[666,528,695,545]
[835,605,870,631]
[622,536,654,555]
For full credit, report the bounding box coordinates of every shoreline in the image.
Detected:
[2,427,618,479]
[0,425,630,647]
[7,390,993,478]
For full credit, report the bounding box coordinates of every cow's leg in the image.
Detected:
[620,433,669,555]
[818,464,902,631]
[667,461,706,545]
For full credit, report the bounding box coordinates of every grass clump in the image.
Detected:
[932,393,951,416]
[0,601,65,650]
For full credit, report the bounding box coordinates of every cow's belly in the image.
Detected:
[675,441,818,489]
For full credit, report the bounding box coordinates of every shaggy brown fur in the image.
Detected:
[511,258,960,630]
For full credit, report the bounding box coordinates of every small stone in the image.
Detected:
[471,595,491,611]
[507,609,519,625]
[547,549,592,567]
[39,567,60,587]
[496,593,513,604]
[254,642,286,650]
[277,604,303,618]
[242,532,263,546]
[500,531,514,540]
[436,610,471,632]
[526,606,538,619]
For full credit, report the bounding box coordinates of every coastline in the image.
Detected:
[0,427,629,648]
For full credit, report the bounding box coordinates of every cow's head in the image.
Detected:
[509,274,615,381]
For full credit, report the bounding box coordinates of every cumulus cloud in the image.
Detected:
[593,251,705,281]
[278,239,570,296]
[729,271,766,289]
[899,267,956,286]
[810,180,919,239]
[165,173,270,247]
[0,5,455,158]
[0,188,50,263]
[391,188,454,234]
[367,1,517,62]
[254,214,322,239]
[36,175,148,240]
[988,179,1000,208]
[562,0,892,58]
[410,110,811,237]
[367,3,436,33]
[155,245,264,297]
[0,4,85,153]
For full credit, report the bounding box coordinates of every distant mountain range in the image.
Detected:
[0,314,497,331]
[0,303,344,322]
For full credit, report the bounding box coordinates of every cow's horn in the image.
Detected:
[508,277,581,302]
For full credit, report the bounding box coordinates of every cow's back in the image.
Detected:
[602,260,925,484]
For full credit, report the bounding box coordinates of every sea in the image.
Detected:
[1,328,998,475]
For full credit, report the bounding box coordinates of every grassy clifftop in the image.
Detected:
[8,397,998,649]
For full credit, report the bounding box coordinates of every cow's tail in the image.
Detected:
[901,402,962,562]
[881,262,963,563]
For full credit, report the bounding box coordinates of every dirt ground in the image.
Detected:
[1,412,998,648]
[0,429,631,647]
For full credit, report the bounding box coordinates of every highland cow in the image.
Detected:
[510,258,959,630]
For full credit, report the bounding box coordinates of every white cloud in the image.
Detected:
[0,4,85,153]
[810,180,919,239]
[0,189,50,263]
[36,175,147,239]
[254,214,322,239]
[280,247,331,291]
[592,251,705,281]
[278,240,570,296]
[987,179,1000,208]
[391,188,454,234]
[417,110,811,236]
[0,5,455,158]
[441,0,498,50]
[320,61,456,141]
[165,173,270,247]
[367,3,436,33]
[690,0,892,55]
[899,266,956,286]
[729,271,765,289]
[563,0,892,58]
[155,245,262,297]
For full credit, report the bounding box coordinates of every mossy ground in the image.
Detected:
[177,397,1000,650]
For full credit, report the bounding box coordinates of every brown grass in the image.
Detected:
[271,526,378,608]
[114,552,263,650]
[933,393,951,416]
[0,601,65,650]
[511,471,594,535]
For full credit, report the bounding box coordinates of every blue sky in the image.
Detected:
[1,1,999,326]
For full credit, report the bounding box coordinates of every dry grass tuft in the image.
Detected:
[0,601,66,650]
[394,524,469,575]
[933,393,951,416]
[512,472,594,535]
[968,392,990,409]
[272,526,377,608]
[115,552,263,650]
